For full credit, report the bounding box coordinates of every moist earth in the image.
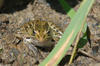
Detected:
[0,0,100,66]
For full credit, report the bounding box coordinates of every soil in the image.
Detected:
[0,0,100,66]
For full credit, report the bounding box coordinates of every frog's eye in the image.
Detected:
[33,31,36,36]
[47,31,50,36]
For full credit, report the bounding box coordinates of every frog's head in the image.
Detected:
[34,20,52,42]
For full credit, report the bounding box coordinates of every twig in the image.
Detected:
[78,49,100,62]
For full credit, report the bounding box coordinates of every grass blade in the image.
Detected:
[39,0,95,65]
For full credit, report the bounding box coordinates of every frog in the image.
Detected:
[14,19,63,56]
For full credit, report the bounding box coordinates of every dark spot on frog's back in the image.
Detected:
[56,30,58,32]
[53,26,55,29]
[53,30,55,32]
[50,23,53,26]
[38,30,40,32]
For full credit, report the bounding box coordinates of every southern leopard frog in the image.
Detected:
[14,19,63,55]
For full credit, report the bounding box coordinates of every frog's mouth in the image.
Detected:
[37,36,52,43]
[35,37,55,47]
[25,36,55,47]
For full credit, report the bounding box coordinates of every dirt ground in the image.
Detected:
[0,0,100,66]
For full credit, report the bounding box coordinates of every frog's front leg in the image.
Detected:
[52,34,63,47]
[13,31,28,45]
[23,37,43,59]
[23,37,38,55]
[14,32,42,57]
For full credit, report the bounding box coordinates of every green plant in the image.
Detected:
[39,0,95,65]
